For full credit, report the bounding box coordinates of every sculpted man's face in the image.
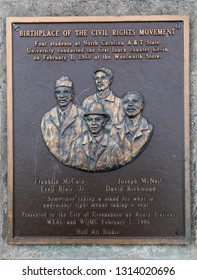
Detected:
[86,114,106,134]
[94,71,110,92]
[123,93,142,117]
[55,86,74,109]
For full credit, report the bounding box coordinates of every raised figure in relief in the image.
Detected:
[41,72,154,171]
[41,76,84,165]
[69,102,124,172]
[82,67,124,133]
[115,90,153,164]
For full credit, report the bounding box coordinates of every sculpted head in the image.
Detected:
[122,90,144,118]
[55,76,74,110]
[84,102,110,135]
[93,68,113,92]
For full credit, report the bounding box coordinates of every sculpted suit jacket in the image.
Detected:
[41,104,84,164]
[115,116,153,164]
[69,131,124,172]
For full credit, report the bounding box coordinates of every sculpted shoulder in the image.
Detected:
[42,106,57,121]
[115,95,123,103]
[149,123,153,133]
[142,116,154,132]
[82,94,96,105]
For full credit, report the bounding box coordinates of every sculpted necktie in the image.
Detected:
[91,138,97,155]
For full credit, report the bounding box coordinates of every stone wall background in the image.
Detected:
[0,0,196,259]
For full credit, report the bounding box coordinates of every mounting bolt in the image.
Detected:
[13,24,20,32]
[175,23,181,29]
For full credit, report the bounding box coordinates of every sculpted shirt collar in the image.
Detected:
[82,131,108,147]
[125,115,142,134]
[96,89,115,102]
[89,133,103,144]
[125,116,151,139]
[57,103,72,118]
[115,115,150,139]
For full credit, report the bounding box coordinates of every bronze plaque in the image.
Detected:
[7,16,190,244]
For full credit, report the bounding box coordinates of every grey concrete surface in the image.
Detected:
[0,0,197,259]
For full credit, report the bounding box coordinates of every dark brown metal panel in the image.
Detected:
[7,16,190,244]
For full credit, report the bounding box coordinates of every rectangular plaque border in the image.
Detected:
[6,15,190,245]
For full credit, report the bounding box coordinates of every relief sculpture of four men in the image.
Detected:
[41,67,153,172]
